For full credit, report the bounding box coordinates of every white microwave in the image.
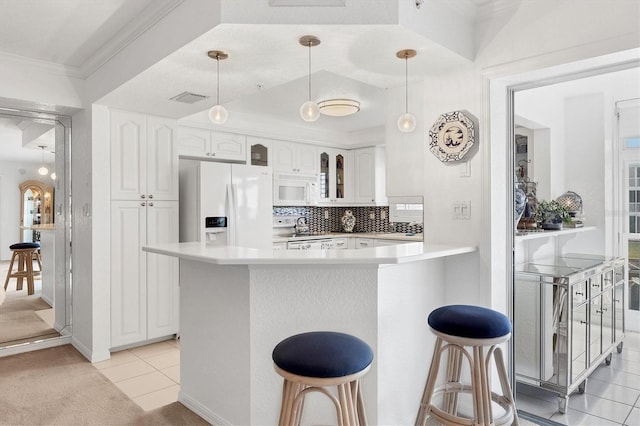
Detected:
[273,172,319,206]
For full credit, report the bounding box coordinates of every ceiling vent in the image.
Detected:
[170,91,209,104]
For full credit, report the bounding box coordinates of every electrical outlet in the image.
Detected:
[381,210,387,219]
[324,209,329,219]
[369,211,375,219]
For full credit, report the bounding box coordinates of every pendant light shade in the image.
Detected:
[396,49,417,133]
[299,35,321,122]
[37,145,48,176]
[207,50,229,125]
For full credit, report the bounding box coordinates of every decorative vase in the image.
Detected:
[341,210,356,232]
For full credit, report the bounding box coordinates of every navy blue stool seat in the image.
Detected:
[273,331,373,426]
[4,242,42,295]
[9,242,40,250]
[416,305,519,426]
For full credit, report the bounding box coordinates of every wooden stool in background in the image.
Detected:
[3,242,41,295]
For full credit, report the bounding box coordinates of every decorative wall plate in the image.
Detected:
[428,110,478,162]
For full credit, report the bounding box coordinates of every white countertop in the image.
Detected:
[272,232,424,244]
[143,241,476,265]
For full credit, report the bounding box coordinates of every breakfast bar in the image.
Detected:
[143,241,476,425]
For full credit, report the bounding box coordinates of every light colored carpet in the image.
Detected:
[0,345,210,425]
[0,292,58,345]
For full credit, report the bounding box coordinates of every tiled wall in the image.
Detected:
[273,206,424,234]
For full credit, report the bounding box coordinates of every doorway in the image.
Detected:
[506,64,640,423]
[0,107,72,353]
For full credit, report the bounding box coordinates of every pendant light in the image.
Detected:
[299,35,321,122]
[37,145,49,176]
[396,49,417,133]
[207,50,229,124]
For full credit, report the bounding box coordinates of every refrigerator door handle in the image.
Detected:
[305,183,310,205]
[229,183,238,246]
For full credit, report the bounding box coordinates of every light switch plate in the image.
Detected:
[453,200,471,220]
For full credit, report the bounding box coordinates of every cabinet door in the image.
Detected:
[589,296,603,362]
[177,127,210,159]
[210,131,246,161]
[354,148,376,203]
[111,201,147,347]
[147,117,178,200]
[601,288,614,350]
[146,201,179,339]
[297,144,318,174]
[614,283,624,342]
[273,141,297,172]
[247,136,272,166]
[111,111,146,200]
[355,238,373,249]
[571,302,588,384]
[318,148,349,203]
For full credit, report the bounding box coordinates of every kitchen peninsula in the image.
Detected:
[143,241,476,425]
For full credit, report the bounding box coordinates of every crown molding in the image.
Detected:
[0,51,84,79]
[80,0,185,77]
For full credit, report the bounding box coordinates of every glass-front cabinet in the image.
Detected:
[318,148,349,203]
[19,180,54,242]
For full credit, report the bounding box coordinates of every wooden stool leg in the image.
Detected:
[4,251,17,290]
[34,251,42,272]
[494,347,519,425]
[26,251,35,295]
[415,337,444,426]
[16,252,25,291]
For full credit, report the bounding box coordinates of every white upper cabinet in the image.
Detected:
[273,141,317,174]
[111,111,178,201]
[177,127,246,162]
[318,147,350,204]
[353,146,387,205]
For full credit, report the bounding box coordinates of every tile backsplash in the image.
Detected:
[273,206,424,234]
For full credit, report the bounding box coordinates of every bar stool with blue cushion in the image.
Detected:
[416,305,519,426]
[4,242,41,296]
[272,331,374,426]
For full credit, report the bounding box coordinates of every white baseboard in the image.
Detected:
[70,336,110,362]
[178,391,232,426]
[0,335,71,358]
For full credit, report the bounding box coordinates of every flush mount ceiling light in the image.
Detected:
[396,49,417,133]
[37,145,49,176]
[207,50,229,124]
[299,35,321,122]
[318,99,360,117]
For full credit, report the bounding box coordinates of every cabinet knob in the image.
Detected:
[149,202,154,207]
[575,291,584,296]
[580,320,588,325]
[211,153,216,157]
[148,194,153,199]
[141,202,146,207]
[141,194,146,199]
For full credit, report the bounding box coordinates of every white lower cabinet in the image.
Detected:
[354,238,374,249]
[111,200,179,347]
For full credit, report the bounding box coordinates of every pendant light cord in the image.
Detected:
[307,41,312,102]
[404,53,409,114]
[216,56,221,105]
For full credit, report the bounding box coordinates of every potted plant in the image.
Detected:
[534,200,572,230]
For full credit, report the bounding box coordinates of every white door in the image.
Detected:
[147,117,178,201]
[111,201,147,347]
[111,111,146,200]
[146,200,179,339]
[617,98,640,332]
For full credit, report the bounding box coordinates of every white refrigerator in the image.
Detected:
[179,161,273,249]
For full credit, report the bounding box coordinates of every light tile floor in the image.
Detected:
[516,330,640,425]
[93,339,181,411]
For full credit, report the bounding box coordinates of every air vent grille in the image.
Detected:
[170,91,209,104]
